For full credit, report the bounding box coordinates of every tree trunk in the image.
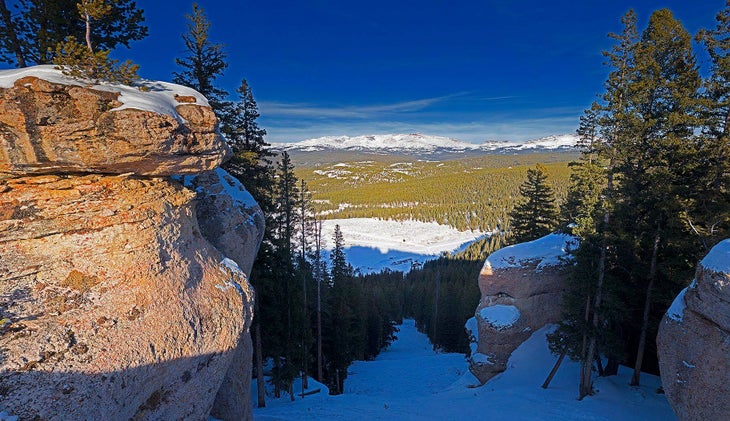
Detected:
[84,13,93,52]
[273,358,281,398]
[631,226,661,386]
[255,318,266,408]
[581,169,614,399]
[579,295,590,395]
[432,266,441,350]
[335,369,341,395]
[594,353,605,377]
[315,220,324,382]
[0,0,26,67]
[542,350,566,389]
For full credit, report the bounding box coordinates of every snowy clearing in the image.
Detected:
[319,218,487,273]
[253,319,674,420]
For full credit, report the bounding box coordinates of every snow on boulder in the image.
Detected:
[480,304,521,330]
[657,239,730,421]
[175,168,265,421]
[482,233,574,272]
[0,65,229,178]
[470,233,575,383]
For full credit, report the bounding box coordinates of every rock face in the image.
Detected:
[657,239,730,421]
[0,66,229,178]
[467,234,574,383]
[178,168,265,421]
[0,68,261,421]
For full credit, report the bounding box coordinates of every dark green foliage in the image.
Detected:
[53,35,139,83]
[172,3,230,115]
[551,5,730,395]
[0,0,147,67]
[509,164,558,243]
[404,234,506,353]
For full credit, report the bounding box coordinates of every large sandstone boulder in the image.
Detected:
[0,174,255,420]
[467,233,574,383]
[0,67,261,420]
[657,239,730,421]
[178,168,265,421]
[0,66,230,178]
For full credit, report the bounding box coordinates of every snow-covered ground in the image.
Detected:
[253,320,675,420]
[319,218,487,273]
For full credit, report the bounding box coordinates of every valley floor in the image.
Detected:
[319,218,487,273]
[253,320,675,420]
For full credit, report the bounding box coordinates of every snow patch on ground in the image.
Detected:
[253,320,674,420]
[0,411,18,421]
[320,218,486,273]
[485,233,575,271]
[479,304,521,330]
[0,65,208,123]
[700,238,730,274]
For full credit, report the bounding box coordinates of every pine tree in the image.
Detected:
[52,1,139,83]
[509,164,558,243]
[324,224,356,394]
[548,10,639,398]
[173,3,230,115]
[0,0,146,67]
[0,0,26,66]
[617,8,702,386]
[691,4,730,250]
[222,79,274,204]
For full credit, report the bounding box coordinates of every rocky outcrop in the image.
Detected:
[0,66,229,178]
[179,169,265,421]
[0,67,261,420]
[657,239,730,421]
[467,234,574,383]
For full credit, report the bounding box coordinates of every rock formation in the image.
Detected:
[467,233,574,383]
[657,239,730,421]
[0,67,262,420]
[0,65,228,178]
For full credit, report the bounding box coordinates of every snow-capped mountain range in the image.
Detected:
[273,133,579,155]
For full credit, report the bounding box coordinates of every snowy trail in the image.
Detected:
[253,320,675,421]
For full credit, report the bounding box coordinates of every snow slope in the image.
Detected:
[253,320,675,420]
[319,218,487,273]
[274,133,580,155]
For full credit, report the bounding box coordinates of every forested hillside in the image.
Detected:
[294,153,576,231]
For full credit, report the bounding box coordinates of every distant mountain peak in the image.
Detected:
[272,133,579,155]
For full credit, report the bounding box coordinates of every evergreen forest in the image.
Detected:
[0,0,728,408]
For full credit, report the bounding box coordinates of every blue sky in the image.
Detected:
[126,1,722,143]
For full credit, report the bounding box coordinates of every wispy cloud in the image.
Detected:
[262,113,580,144]
[259,93,470,119]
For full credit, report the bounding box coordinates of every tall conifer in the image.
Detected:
[173,3,230,115]
[509,164,558,243]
